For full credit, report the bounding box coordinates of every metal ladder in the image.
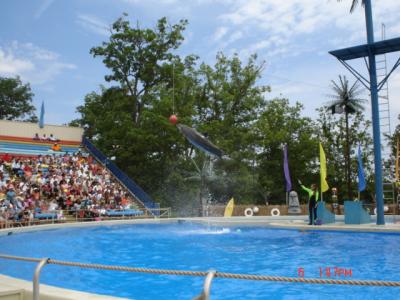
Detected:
[376,24,396,221]
[377,23,392,154]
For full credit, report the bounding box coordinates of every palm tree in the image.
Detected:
[327,75,366,199]
[337,0,365,13]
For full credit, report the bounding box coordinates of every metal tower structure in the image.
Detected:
[329,0,400,225]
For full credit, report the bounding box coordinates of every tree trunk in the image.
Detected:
[345,111,353,199]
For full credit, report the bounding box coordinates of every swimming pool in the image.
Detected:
[0,223,399,299]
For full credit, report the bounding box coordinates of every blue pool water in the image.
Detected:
[0,223,399,300]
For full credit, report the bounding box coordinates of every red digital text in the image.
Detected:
[296,267,353,278]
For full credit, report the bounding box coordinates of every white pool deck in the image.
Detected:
[1,215,399,299]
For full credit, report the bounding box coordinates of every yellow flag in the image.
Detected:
[319,143,329,192]
[224,198,235,217]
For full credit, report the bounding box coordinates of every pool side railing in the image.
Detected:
[0,254,400,300]
[0,207,171,229]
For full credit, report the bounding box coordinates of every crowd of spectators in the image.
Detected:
[0,152,140,228]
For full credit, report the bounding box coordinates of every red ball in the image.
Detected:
[169,114,178,125]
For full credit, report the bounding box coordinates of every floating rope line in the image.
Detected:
[1,254,399,287]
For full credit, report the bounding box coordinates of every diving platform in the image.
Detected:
[329,37,400,61]
[329,37,400,91]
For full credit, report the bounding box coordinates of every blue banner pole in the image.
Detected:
[364,0,384,225]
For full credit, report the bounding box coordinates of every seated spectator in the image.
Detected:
[11,159,22,175]
[48,134,59,142]
[1,153,11,163]
[51,143,62,151]
[48,200,58,211]
[0,152,143,226]
[33,133,40,140]
[41,134,47,141]
[0,172,6,189]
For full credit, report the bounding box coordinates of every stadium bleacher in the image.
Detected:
[0,135,81,156]
[0,121,156,228]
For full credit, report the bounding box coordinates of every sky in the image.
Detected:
[0,0,400,130]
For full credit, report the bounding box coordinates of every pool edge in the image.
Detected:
[1,217,400,236]
[0,274,127,300]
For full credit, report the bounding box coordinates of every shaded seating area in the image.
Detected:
[316,202,335,224]
[104,209,144,217]
[33,207,58,220]
[34,212,57,220]
[344,201,371,224]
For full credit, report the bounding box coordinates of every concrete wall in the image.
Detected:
[206,204,400,217]
[207,204,310,217]
[0,120,83,142]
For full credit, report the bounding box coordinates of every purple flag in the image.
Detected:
[283,144,292,192]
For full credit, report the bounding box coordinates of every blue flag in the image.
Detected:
[39,101,45,128]
[357,145,366,192]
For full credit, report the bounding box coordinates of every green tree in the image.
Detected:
[189,53,270,204]
[326,75,366,198]
[317,107,373,202]
[77,15,329,214]
[0,76,37,121]
[78,15,200,211]
[256,99,318,203]
[388,118,400,183]
[76,55,198,210]
[90,14,188,126]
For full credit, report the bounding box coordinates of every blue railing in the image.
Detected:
[82,137,159,216]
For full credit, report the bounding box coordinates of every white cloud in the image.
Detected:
[227,30,243,44]
[237,40,272,59]
[0,41,76,85]
[214,0,400,59]
[121,0,179,5]
[212,27,228,42]
[76,14,110,36]
[0,50,34,74]
[14,42,59,60]
[34,0,54,19]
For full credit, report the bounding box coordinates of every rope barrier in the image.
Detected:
[1,254,400,287]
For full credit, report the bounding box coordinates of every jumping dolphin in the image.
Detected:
[177,124,223,158]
